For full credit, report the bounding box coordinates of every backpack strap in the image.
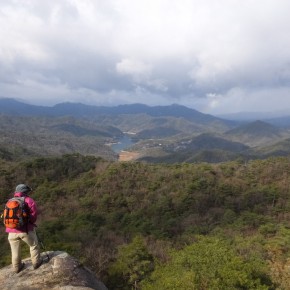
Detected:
[23,196,28,233]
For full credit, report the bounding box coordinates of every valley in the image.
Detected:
[1,98,290,288]
[1,98,290,163]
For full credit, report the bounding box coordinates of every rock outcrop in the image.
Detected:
[0,251,108,290]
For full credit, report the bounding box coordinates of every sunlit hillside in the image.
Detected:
[1,154,290,288]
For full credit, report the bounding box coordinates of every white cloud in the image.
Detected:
[116,58,152,78]
[1,0,290,113]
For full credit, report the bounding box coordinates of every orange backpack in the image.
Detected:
[3,197,29,229]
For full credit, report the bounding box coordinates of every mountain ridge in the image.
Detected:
[2,98,290,163]
[0,98,233,126]
[225,120,287,147]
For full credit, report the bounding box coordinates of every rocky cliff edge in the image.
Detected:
[0,251,108,290]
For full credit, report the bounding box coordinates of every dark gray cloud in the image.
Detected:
[1,0,290,114]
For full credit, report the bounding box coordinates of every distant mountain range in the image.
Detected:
[0,98,232,125]
[0,97,236,139]
[1,98,290,163]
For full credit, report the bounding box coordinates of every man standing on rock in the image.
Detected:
[4,184,42,273]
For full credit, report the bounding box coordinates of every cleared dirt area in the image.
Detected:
[118,150,141,161]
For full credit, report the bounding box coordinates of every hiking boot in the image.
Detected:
[16,262,25,274]
[33,258,43,270]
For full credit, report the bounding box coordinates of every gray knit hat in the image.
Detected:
[15,184,32,193]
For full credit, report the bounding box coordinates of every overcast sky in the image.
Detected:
[1,0,290,115]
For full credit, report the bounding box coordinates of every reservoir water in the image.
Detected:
[111,135,135,153]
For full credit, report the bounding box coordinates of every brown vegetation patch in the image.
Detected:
[118,150,141,161]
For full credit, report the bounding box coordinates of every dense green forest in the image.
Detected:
[1,154,290,289]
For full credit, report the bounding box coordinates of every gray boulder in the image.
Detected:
[0,251,108,290]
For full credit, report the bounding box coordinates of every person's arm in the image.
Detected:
[27,197,38,224]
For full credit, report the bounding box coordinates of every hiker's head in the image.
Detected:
[15,184,32,194]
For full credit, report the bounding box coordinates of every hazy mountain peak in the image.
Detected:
[226,120,280,136]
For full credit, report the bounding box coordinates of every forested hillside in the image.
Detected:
[1,154,290,289]
[0,115,119,161]
[3,99,290,163]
